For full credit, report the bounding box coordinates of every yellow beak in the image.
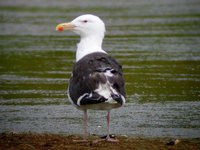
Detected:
[56,23,75,31]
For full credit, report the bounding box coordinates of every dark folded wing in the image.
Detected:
[68,52,126,106]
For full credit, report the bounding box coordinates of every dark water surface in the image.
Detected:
[0,0,200,138]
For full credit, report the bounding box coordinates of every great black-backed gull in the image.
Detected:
[56,14,126,142]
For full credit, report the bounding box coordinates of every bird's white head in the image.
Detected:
[56,14,105,39]
[56,14,107,61]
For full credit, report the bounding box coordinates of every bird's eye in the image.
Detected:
[83,20,88,23]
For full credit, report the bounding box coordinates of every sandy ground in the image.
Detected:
[0,133,200,150]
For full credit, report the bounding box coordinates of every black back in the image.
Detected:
[68,52,126,105]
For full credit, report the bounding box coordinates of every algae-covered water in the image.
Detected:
[0,0,200,138]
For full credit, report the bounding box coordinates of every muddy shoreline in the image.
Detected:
[0,133,199,150]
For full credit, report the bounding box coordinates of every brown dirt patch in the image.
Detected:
[0,133,199,150]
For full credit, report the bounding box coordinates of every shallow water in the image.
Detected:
[1,102,200,138]
[0,0,200,138]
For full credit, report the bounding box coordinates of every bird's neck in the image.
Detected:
[76,36,106,62]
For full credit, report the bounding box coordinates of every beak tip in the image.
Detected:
[56,25,64,32]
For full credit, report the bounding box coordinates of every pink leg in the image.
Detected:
[106,110,118,142]
[107,110,111,136]
[83,109,88,140]
[73,109,89,143]
[92,111,118,144]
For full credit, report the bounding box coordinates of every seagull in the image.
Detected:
[56,14,126,142]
